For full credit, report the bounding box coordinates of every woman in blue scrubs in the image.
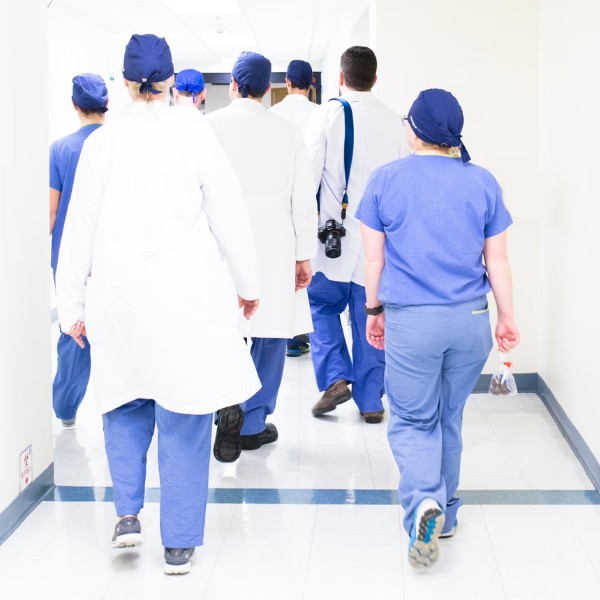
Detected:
[356,88,520,568]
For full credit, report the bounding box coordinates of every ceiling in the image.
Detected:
[49,0,370,73]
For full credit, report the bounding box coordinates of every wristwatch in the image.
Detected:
[365,304,384,315]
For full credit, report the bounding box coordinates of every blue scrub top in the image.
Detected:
[355,154,513,306]
[49,124,102,271]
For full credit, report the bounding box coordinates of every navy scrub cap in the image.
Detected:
[175,69,205,103]
[72,73,108,112]
[122,34,174,95]
[286,60,313,86]
[232,51,271,98]
[407,88,471,163]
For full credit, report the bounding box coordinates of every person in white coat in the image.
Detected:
[207,51,317,461]
[269,59,318,358]
[305,46,405,424]
[56,34,261,576]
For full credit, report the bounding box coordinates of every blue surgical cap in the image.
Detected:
[232,51,271,98]
[72,73,108,112]
[407,89,471,163]
[175,69,205,103]
[122,34,174,95]
[286,60,313,87]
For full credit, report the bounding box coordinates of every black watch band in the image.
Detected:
[365,304,384,316]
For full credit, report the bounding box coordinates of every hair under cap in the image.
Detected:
[407,88,471,163]
[175,69,205,102]
[122,34,174,95]
[232,51,271,98]
[72,73,108,112]
[286,60,313,86]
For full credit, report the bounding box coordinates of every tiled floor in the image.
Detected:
[1,323,600,599]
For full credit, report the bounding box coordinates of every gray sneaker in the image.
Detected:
[111,516,142,548]
[164,547,195,575]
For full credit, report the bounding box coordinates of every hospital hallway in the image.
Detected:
[0,320,599,600]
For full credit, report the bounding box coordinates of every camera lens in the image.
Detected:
[325,234,342,258]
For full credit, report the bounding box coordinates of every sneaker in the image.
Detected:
[408,499,445,568]
[439,519,458,539]
[213,404,244,463]
[164,547,195,575]
[111,516,142,548]
[312,379,352,416]
[61,418,76,428]
[360,410,385,424]
[241,423,278,450]
[286,335,310,357]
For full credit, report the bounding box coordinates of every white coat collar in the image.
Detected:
[340,90,378,103]
[229,98,266,112]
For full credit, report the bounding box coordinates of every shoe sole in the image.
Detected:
[312,389,352,416]
[164,552,195,575]
[408,507,445,568]
[112,533,142,548]
[213,405,244,463]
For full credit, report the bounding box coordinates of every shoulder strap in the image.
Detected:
[330,98,353,218]
[316,98,354,215]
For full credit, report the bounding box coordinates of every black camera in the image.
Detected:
[318,219,346,259]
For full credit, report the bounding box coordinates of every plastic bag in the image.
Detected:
[489,355,518,396]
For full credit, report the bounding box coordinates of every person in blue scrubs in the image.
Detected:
[49,73,108,427]
[356,89,520,568]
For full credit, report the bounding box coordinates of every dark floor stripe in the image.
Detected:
[47,486,600,506]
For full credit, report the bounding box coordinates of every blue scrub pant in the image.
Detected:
[103,399,212,548]
[241,338,287,435]
[52,265,91,420]
[308,272,385,412]
[384,297,493,535]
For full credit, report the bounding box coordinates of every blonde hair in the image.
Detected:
[125,76,174,102]
[419,140,461,157]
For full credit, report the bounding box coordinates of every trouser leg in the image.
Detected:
[155,405,212,549]
[348,282,385,412]
[241,337,287,435]
[440,305,492,530]
[308,272,353,391]
[52,333,91,420]
[103,399,155,517]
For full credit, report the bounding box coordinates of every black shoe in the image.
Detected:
[164,547,195,575]
[213,404,244,463]
[241,423,278,450]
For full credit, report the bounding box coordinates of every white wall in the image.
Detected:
[0,3,53,512]
[368,0,540,374]
[537,1,600,458]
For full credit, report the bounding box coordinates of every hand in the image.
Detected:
[366,313,385,350]
[495,316,520,353]
[295,260,312,291]
[238,295,260,320]
[67,321,87,349]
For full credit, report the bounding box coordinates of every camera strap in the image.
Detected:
[316,97,354,223]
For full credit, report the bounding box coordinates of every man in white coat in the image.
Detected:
[305,46,405,424]
[207,51,317,462]
[56,34,261,575]
[269,59,317,359]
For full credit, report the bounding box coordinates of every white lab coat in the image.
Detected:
[56,101,261,416]
[207,98,317,339]
[268,93,318,134]
[305,90,405,286]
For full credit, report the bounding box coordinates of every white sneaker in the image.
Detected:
[408,498,445,568]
